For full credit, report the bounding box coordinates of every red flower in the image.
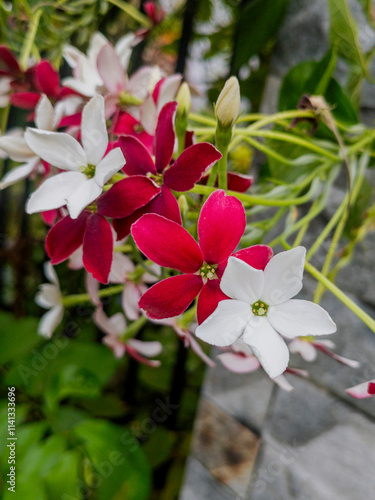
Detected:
[11,60,76,110]
[45,176,160,283]
[131,189,273,323]
[114,111,153,153]
[114,101,222,239]
[0,45,35,92]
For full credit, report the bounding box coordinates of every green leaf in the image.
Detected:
[141,428,176,469]
[327,0,366,72]
[232,0,289,72]
[73,419,151,500]
[43,450,81,500]
[0,313,41,365]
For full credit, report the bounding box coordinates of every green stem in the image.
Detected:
[62,285,125,307]
[107,0,151,27]
[20,9,42,70]
[242,136,294,165]
[113,244,132,253]
[305,261,375,333]
[188,113,216,126]
[121,315,148,341]
[215,126,231,190]
[1,104,10,134]
[187,178,321,207]
[239,109,315,132]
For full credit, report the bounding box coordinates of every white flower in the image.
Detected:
[25,95,125,219]
[196,247,337,378]
[35,262,64,338]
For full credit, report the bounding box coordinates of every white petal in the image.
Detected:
[127,67,153,100]
[141,96,157,135]
[63,44,84,67]
[68,246,84,270]
[81,95,108,165]
[115,33,136,70]
[217,352,260,373]
[243,317,289,378]
[88,32,108,62]
[94,147,125,187]
[38,305,64,338]
[127,339,162,357]
[97,44,126,94]
[61,77,97,97]
[35,94,55,131]
[187,334,215,367]
[261,247,306,305]
[0,160,36,190]
[94,307,126,337]
[268,299,337,339]
[122,284,141,321]
[66,177,102,219]
[109,253,134,282]
[103,335,127,358]
[288,338,317,362]
[26,171,87,213]
[35,284,61,308]
[195,299,250,347]
[44,261,59,286]
[85,272,101,306]
[156,74,182,111]
[220,257,264,304]
[25,128,86,170]
[273,375,294,392]
[0,135,35,161]
[346,380,375,399]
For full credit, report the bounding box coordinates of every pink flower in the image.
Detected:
[45,172,160,283]
[131,189,273,323]
[94,307,162,366]
[289,337,360,368]
[114,100,222,239]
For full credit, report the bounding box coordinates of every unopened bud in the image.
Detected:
[176,82,191,117]
[215,76,240,128]
[178,195,189,220]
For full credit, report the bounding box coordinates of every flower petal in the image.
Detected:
[345,380,375,399]
[261,247,306,305]
[220,256,264,304]
[38,305,64,338]
[288,338,317,362]
[94,147,125,187]
[132,213,203,273]
[268,299,337,339]
[35,61,60,97]
[109,253,134,282]
[35,94,55,131]
[217,244,273,279]
[81,95,108,165]
[147,185,182,224]
[140,274,203,319]
[82,214,113,284]
[112,205,148,240]
[227,172,253,192]
[35,284,61,308]
[154,101,177,173]
[66,177,102,219]
[26,171,87,214]
[198,190,246,264]
[195,299,250,346]
[97,176,160,218]
[97,43,126,93]
[122,283,143,320]
[46,211,89,264]
[0,135,35,162]
[163,143,221,191]
[155,74,182,111]
[127,339,163,358]
[197,279,230,325]
[119,135,156,176]
[94,307,126,337]
[243,317,289,378]
[10,92,40,110]
[0,160,36,189]
[217,352,260,373]
[25,128,86,170]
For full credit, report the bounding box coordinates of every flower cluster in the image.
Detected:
[2,27,364,392]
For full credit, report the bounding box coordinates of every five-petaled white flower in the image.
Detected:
[25,94,125,219]
[196,247,337,378]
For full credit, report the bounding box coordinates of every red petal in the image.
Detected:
[227,172,253,193]
[147,186,182,224]
[184,131,195,149]
[58,112,82,128]
[154,101,177,173]
[46,212,89,264]
[10,92,40,109]
[41,209,58,226]
[139,274,203,319]
[97,176,160,218]
[197,279,230,324]
[198,190,246,264]
[112,205,148,240]
[368,383,375,395]
[132,213,203,273]
[0,45,20,73]
[164,142,222,191]
[119,135,156,176]
[83,214,113,284]
[34,60,60,98]
[217,245,273,278]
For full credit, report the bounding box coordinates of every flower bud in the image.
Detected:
[176,82,191,117]
[215,76,240,128]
